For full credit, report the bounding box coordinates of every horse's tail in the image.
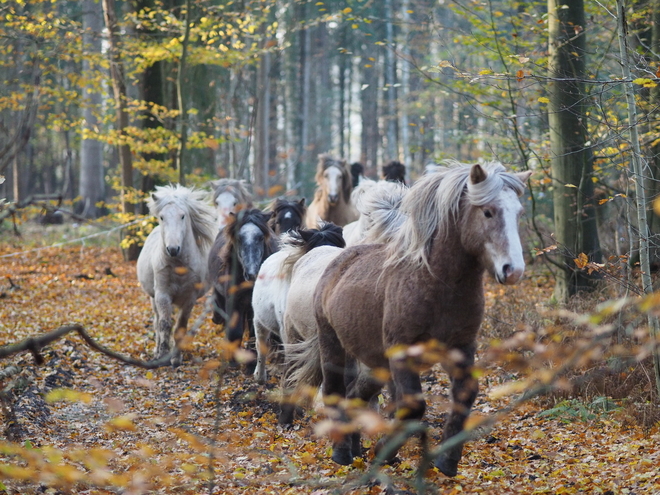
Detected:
[279,331,323,424]
[278,224,345,280]
[361,181,408,244]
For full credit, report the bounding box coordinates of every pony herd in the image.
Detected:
[136,156,531,477]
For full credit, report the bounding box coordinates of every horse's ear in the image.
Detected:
[298,197,306,207]
[515,170,532,185]
[469,164,487,185]
[151,193,159,202]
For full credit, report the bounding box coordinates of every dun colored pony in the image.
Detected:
[267,198,306,236]
[208,209,278,358]
[305,154,358,228]
[137,184,216,365]
[293,161,531,476]
[210,179,253,231]
[252,223,345,383]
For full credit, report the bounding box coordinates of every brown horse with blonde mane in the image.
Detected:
[305,154,358,228]
[290,161,531,477]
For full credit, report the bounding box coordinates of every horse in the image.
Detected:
[382,160,406,185]
[342,179,407,247]
[291,161,531,476]
[210,178,253,231]
[207,209,279,366]
[267,197,306,236]
[350,162,364,188]
[305,154,358,229]
[251,223,345,384]
[136,184,216,366]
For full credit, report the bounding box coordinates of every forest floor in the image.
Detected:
[0,228,659,494]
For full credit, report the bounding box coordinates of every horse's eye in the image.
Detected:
[484,209,493,219]
[160,216,163,221]
[181,214,185,220]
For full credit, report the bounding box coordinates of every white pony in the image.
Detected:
[251,224,345,384]
[342,179,407,246]
[137,184,216,365]
[210,178,253,230]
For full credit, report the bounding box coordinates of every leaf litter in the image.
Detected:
[0,245,658,494]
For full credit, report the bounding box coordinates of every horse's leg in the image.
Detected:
[318,316,353,465]
[211,287,226,325]
[345,368,383,458]
[374,362,425,464]
[171,300,194,367]
[244,305,257,375]
[253,317,269,384]
[154,291,173,358]
[434,344,478,477]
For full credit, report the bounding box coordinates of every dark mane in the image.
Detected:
[350,162,364,188]
[382,160,406,184]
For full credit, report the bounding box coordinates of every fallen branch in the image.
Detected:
[0,324,177,369]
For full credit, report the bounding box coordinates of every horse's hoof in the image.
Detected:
[331,446,353,466]
[212,312,223,325]
[170,353,183,367]
[374,437,399,464]
[434,454,459,477]
[350,432,363,458]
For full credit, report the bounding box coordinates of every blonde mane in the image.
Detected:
[148,184,217,252]
[385,161,526,271]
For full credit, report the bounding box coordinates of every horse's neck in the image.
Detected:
[427,223,482,284]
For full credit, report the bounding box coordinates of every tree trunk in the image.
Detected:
[384,0,398,162]
[102,0,134,217]
[255,29,271,197]
[616,0,660,397]
[548,0,601,302]
[79,0,105,218]
[175,0,192,186]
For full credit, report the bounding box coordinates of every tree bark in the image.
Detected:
[79,0,105,218]
[616,0,660,397]
[548,0,601,301]
[102,0,134,216]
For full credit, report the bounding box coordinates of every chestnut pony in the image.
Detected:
[293,161,531,477]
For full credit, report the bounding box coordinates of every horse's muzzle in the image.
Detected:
[497,263,524,285]
[166,245,181,257]
[328,194,339,206]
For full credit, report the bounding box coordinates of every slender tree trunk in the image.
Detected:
[175,0,192,186]
[299,4,312,182]
[255,23,271,197]
[548,0,601,302]
[616,0,660,397]
[102,0,134,216]
[384,0,398,161]
[400,0,411,182]
[79,0,104,218]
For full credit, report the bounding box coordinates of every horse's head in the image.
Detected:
[462,164,531,285]
[233,210,273,281]
[211,179,253,230]
[316,155,352,206]
[153,196,190,258]
[270,198,306,235]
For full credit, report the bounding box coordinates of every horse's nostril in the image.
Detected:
[167,246,181,257]
[502,264,512,276]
